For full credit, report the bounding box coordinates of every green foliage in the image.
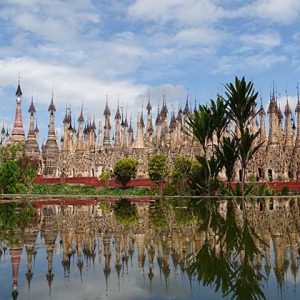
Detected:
[209,96,228,145]
[0,143,39,194]
[189,199,266,300]
[31,183,151,196]
[217,136,239,186]
[189,155,224,195]
[225,77,258,134]
[113,157,138,188]
[149,205,168,229]
[171,156,192,186]
[186,104,213,155]
[148,154,169,185]
[188,77,262,196]
[173,207,194,226]
[99,201,111,213]
[113,198,138,225]
[281,186,290,196]
[0,160,20,193]
[0,142,23,162]
[225,77,260,194]
[100,170,110,187]
[0,202,36,231]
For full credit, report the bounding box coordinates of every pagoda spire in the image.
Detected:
[267,87,278,145]
[103,96,111,146]
[295,83,300,147]
[11,78,25,142]
[146,90,153,135]
[25,95,40,157]
[284,98,293,148]
[259,97,266,143]
[127,116,134,148]
[76,105,85,152]
[114,100,121,147]
[42,92,59,177]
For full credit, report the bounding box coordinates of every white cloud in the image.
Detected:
[239,31,281,52]
[128,0,227,26]
[215,53,286,74]
[0,57,146,111]
[240,0,300,25]
[173,27,225,46]
[0,58,186,139]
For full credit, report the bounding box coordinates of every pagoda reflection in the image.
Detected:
[1,197,300,299]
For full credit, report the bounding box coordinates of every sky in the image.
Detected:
[1,0,300,143]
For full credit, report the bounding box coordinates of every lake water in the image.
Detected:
[0,197,299,300]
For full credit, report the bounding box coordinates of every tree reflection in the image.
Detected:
[189,198,266,300]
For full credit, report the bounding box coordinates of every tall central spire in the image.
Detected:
[42,92,59,177]
[11,79,25,142]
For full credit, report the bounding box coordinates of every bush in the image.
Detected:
[100,171,110,188]
[113,198,138,225]
[171,156,192,184]
[281,186,290,196]
[113,157,138,188]
[0,143,38,194]
[149,205,168,229]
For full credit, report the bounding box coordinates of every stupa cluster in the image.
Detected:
[3,81,300,181]
[1,82,199,178]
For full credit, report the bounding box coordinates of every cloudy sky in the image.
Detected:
[1,0,300,142]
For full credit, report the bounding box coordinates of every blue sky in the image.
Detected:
[1,0,300,143]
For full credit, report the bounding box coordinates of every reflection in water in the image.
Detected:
[0,198,299,300]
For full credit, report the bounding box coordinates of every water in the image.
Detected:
[0,197,299,300]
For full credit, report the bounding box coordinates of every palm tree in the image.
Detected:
[225,77,258,135]
[218,136,239,189]
[225,77,261,194]
[187,104,213,158]
[210,96,228,148]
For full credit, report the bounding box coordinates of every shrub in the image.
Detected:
[100,171,110,188]
[113,198,138,225]
[113,157,138,188]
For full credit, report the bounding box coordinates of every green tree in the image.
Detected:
[148,154,169,198]
[0,143,38,194]
[210,96,228,148]
[113,157,138,188]
[0,160,20,193]
[187,77,262,196]
[217,136,239,189]
[100,170,110,188]
[171,156,192,190]
[113,198,138,225]
[187,104,213,157]
[225,77,261,194]
[18,157,39,192]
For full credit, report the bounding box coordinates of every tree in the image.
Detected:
[225,77,261,194]
[148,154,169,202]
[0,160,20,193]
[113,157,138,188]
[171,156,192,190]
[113,198,138,225]
[148,154,169,193]
[217,136,239,188]
[0,143,39,194]
[186,104,213,157]
[187,77,262,196]
[100,170,110,188]
[18,157,39,193]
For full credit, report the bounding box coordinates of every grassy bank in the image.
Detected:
[31,183,153,196]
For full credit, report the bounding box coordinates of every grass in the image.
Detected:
[31,183,153,196]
